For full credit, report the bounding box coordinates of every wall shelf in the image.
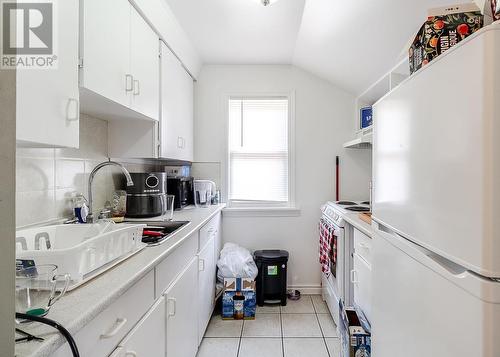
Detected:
[344,57,410,149]
[343,129,373,149]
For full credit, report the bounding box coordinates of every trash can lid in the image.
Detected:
[254,250,289,260]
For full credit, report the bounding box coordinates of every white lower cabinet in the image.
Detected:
[109,297,166,357]
[197,236,216,344]
[52,271,155,357]
[352,252,372,322]
[52,213,222,357]
[165,257,199,357]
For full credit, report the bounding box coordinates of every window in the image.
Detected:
[228,97,291,206]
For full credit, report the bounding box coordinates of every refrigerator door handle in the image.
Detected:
[376,223,468,277]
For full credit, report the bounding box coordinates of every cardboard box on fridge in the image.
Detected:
[222,278,256,320]
[409,3,485,74]
[492,0,500,20]
[339,301,371,357]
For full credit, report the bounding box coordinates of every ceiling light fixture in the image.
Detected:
[253,0,280,6]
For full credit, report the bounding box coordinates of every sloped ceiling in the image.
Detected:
[166,0,458,95]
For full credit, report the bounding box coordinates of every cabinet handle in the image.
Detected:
[125,74,134,92]
[125,352,138,357]
[177,136,183,149]
[199,259,205,272]
[167,298,176,317]
[66,98,79,122]
[133,79,140,95]
[350,269,358,284]
[100,318,127,339]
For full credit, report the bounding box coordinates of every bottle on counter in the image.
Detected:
[73,193,89,223]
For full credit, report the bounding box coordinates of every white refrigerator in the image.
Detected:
[371,23,500,357]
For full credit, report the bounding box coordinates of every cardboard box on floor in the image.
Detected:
[339,301,371,357]
[222,278,256,320]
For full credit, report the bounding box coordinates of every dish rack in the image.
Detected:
[16,223,146,290]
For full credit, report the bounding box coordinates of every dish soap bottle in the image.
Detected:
[73,193,89,223]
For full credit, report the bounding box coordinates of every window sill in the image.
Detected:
[222,206,301,218]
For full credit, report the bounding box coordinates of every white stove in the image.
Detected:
[320,200,369,327]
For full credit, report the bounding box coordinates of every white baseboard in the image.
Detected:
[288,285,322,295]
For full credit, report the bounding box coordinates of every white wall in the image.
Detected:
[194,65,372,291]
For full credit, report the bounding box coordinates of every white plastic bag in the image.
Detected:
[217,243,258,281]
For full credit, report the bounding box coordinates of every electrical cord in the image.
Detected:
[15,313,80,357]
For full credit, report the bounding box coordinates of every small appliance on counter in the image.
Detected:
[125,172,168,218]
[194,180,216,208]
[167,176,194,210]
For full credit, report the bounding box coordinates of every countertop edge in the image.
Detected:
[18,204,226,357]
[343,213,373,237]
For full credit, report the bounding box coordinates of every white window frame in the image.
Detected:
[223,92,296,212]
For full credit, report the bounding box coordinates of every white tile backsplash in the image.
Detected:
[16,190,56,227]
[16,156,55,192]
[55,159,85,190]
[15,114,165,228]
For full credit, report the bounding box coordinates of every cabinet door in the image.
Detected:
[130,8,159,121]
[197,237,216,344]
[117,297,166,357]
[81,0,130,108]
[160,42,194,161]
[16,0,79,148]
[165,257,198,357]
[177,66,194,161]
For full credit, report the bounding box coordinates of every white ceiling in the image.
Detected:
[166,0,458,95]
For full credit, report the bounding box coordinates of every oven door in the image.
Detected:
[321,223,345,326]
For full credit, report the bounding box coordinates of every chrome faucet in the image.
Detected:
[87,161,134,223]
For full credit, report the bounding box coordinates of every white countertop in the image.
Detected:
[15,204,225,357]
[343,212,373,237]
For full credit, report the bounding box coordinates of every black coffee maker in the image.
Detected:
[167,176,194,210]
[125,173,168,218]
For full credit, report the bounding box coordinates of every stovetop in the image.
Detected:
[321,200,370,226]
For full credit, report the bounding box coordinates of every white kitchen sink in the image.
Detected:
[16,222,146,290]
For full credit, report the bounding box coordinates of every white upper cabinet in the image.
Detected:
[16,0,79,148]
[80,0,130,109]
[80,0,159,121]
[130,9,160,120]
[160,41,194,161]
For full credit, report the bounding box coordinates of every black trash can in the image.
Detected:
[254,250,289,306]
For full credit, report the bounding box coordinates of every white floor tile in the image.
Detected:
[317,313,338,337]
[311,295,330,314]
[325,338,341,357]
[280,296,315,314]
[238,338,282,357]
[197,338,239,357]
[283,338,329,357]
[242,314,281,337]
[204,316,243,338]
[282,314,322,337]
[256,304,281,314]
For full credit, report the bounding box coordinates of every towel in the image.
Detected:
[319,219,337,278]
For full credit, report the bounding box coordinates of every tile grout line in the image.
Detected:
[312,296,332,357]
[236,319,244,357]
